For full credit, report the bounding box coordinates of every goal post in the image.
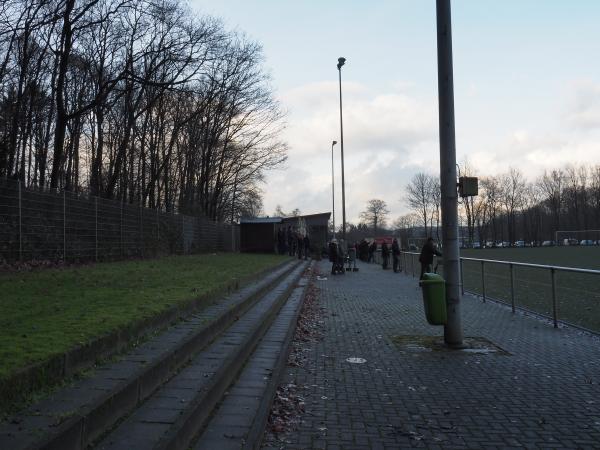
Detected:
[555,229,600,245]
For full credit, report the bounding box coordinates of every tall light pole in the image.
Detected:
[337,57,347,243]
[331,140,337,239]
[436,0,463,346]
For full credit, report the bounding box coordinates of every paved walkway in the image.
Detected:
[265,260,600,449]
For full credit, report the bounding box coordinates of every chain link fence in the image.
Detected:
[0,179,239,263]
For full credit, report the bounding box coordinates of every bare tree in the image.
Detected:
[405,173,435,237]
[359,198,390,232]
[537,169,564,234]
[499,167,526,245]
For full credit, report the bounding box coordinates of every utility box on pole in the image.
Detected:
[458,176,478,197]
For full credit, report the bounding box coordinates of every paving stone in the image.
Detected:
[263,260,600,449]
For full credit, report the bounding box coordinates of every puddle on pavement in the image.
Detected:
[391,335,510,356]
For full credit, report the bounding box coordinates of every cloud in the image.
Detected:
[263,78,600,225]
[566,80,600,130]
[263,81,440,222]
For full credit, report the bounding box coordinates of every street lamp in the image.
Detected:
[337,57,347,243]
[331,140,337,239]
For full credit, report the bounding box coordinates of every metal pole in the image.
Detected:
[411,254,415,278]
[337,59,347,243]
[460,258,464,294]
[18,181,22,261]
[63,189,66,261]
[437,0,463,346]
[510,263,515,313]
[551,268,558,328]
[95,197,98,262]
[331,141,336,239]
[481,260,486,302]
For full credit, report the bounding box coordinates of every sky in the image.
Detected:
[188,0,600,224]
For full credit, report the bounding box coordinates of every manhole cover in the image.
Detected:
[390,335,510,355]
[346,357,367,364]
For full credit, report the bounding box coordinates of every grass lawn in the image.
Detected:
[459,247,600,332]
[0,253,287,383]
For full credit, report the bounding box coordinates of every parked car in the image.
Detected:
[542,240,555,246]
[502,241,510,248]
[485,241,494,248]
[515,240,525,247]
[563,238,579,246]
[473,242,481,249]
[580,239,595,246]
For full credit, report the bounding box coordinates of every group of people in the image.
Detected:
[277,226,310,260]
[378,238,403,272]
[327,236,442,279]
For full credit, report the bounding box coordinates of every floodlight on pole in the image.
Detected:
[331,140,337,239]
[337,57,347,243]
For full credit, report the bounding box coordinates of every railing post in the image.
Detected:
[509,263,515,313]
[481,260,486,302]
[95,197,98,262]
[551,267,558,328]
[140,203,143,258]
[411,253,415,278]
[460,257,464,294]
[18,180,22,261]
[63,189,66,261]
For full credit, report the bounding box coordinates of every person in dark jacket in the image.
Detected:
[381,241,390,270]
[303,234,310,260]
[329,240,340,274]
[368,241,377,263]
[297,234,304,260]
[391,238,401,272]
[419,237,442,279]
[287,227,294,256]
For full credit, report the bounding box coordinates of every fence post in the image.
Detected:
[120,200,123,257]
[510,263,515,313]
[411,254,415,278]
[551,268,558,328]
[481,260,486,302]
[63,189,66,261]
[181,214,184,254]
[460,258,464,294]
[140,203,143,258]
[18,180,22,261]
[95,197,98,262]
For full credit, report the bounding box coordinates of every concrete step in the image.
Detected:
[192,269,310,450]
[0,260,302,450]
[92,262,308,450]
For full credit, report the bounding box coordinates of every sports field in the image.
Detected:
[460,247,600,333]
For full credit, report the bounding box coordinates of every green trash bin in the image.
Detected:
[418,273,447,325]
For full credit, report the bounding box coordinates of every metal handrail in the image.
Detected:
[400,250,600,331]
[459,257,600,275]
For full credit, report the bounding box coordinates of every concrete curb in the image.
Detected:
[154,262,308,450]
[244,262,314,450]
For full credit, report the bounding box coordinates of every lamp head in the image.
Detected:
[337,57,346,70]
[332,140,337,146]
